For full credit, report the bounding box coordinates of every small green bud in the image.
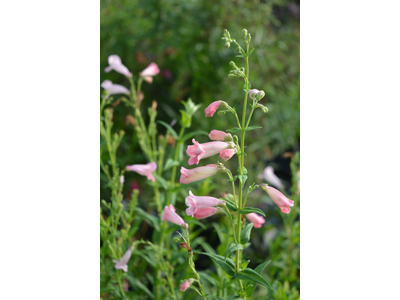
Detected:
[256,103,268,113]
[225,42,230,48]
[221,37,227,41]
[255,90,266,101]
[224,29,231,38]
[233,135,239,144]
[242,29,248,37]
[227,74,235,78]
[229,61,235,67]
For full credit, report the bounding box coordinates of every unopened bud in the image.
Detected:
[256,103,268,113]
[152,100,158,111]
[225,133,233,142]
[242,29,248,37]
[224,29,231,38]
[225,42,230,48]
[229,61,235,67]
[255,90,266,101]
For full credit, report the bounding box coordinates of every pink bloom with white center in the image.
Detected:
[246,213,265,228]
[261,184,294,214]
[204,101,222,117]
[186,139,233,165]
[104,55,131,77]
[193,207,219,220]
[209,130,228,141]
[113,245,133,272]
[185,191,225,216]
[260,166,284,190]
[140,62,160,83]
[180,279,195,292]
[180,164,219,184]
[219,148,237,161]
[249,89,260,100]
[161,204,188,228]
[101,80,130,96]
[126,162,157,182]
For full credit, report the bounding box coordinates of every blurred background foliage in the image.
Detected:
[101,0,299,298]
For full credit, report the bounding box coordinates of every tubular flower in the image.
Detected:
[260,184,294,214]
[219,148,237,161]
[204,101,222,117]
[246,213,265,228]
[140,62,160,83]
[180,164,220,184]
[112,246,133,272]
[180,279,195,292]
[126,162,157,182]
[104,54,131,77]
[209,130,230,141]
[186,139,233,165]
[261,166,284,190]
[193,207,219,220]
[185,191,225,216]
[161,204,188,228]
[101,80,130,96]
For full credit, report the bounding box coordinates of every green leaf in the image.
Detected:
[244,126,262,131]
[211,297,225,300]
[164,158,180,170]
[134,207,160,231]
[226,296,244,300]
[241,260,250,270]
[239,207,266,217]
[248,48,255,56]
[198,271,219,286]
[240,223,253,244]
[242,166,248,175]
[238,175,248,186]
[235,54,244,58]
[157,120,178,139]
[224,243,243,260]
[237,152,247,156]
[254,260,271,274]
[152,173,168,190]
[224,198,238,212]
[127,276,154,299]
[199,252,235,276]
[226,127,242,133]
[180,130,209,142]
[236,268,271,289]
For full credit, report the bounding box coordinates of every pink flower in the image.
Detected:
[219,148,237,161]
[126,162,157,182]
[204,101,222,117]
[193,207,219,220]
[261,184,294,214]
[113,246,132,272]
[180,279,195,292]
[185,191,225,216]
[249,89,260,100]
[209,130,228,141]
[180,164,220,184]
[260,166,284,190]
[101,80,130,96]
[161,204,188,228]
[186,139,233,165]
[140,62,160,83]
[246,213,265,228]
[104,55,131,77]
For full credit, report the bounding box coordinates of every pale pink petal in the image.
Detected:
[209,130,228,141]
[186,139,232,165]
[204,101,222,117]
[262,166,284,190]
[126,162,157,182]
[219,148,237,161]
[193,207,218,219]
[105,55,131,77]
[261,185,294,214]
[185,191,225,216]
[180,279,195,292]
[246,213,265,228]
[101,80,130,96]
[180,165,219,184]
[143,76,153,83]
[161,205,186,227]
[141,62,160,77]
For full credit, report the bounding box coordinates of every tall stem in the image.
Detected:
[235,43,250,297]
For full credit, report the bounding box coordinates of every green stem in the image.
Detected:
[116,269,126,298]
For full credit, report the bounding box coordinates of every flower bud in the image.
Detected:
[224,29,231,38]
[242,29,248,37]
[255,90,265,101]
[225,42,230,48]
[256,103,268,113]
[229,61,236,67]
[180,279,195,292]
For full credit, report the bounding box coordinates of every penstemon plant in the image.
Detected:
[100,28,298,300]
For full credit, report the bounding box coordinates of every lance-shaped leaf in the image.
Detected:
[199,252,235,276]
[152,173,168,190]
[157,120,178,139]
[223,198,238,212]
[224,243,243,260]
[240,223,253,244]
[236,268,271,289]
[245,261,272,297]
[239,207,266,217]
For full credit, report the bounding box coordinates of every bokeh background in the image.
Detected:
[101,0,299,298]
